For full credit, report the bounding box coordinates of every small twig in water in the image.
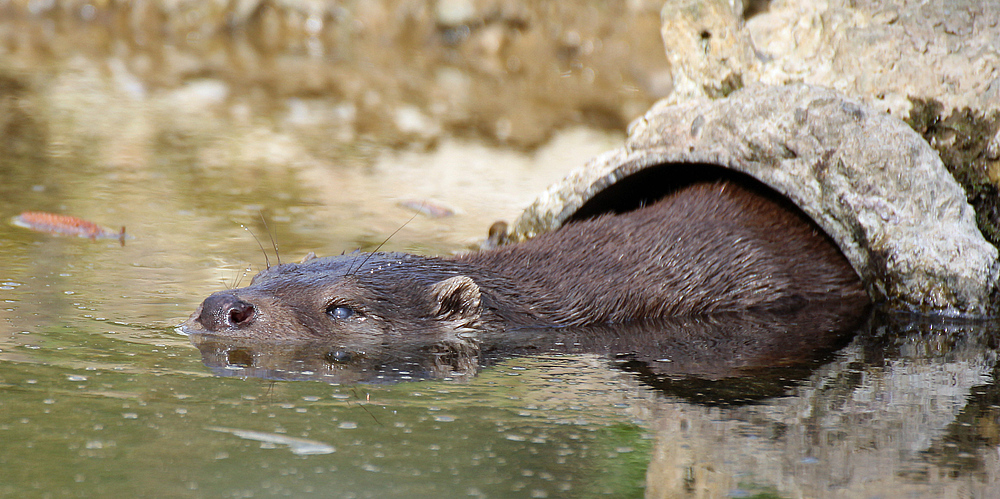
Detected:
[348,387,383,425]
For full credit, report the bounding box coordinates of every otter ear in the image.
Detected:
[429,276,482,325]
[300,252,317,263]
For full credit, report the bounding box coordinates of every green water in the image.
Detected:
[0,63,651,497]
[0,183,650,498]
[5,134,1000,497]
[1,351,650,497]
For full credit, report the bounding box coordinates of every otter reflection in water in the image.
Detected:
[187,303,869,401]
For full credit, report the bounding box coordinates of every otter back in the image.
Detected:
[459,181,867,326]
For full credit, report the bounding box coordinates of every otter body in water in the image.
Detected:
[181,181,868,340]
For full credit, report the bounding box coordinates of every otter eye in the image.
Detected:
[326,305,355,319]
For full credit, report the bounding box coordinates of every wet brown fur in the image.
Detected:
[460,181,866,325]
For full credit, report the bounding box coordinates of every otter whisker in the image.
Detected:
[233,264,252,289]
[347,207,421,276]
[242,224,271,269]
[259,211,281,266]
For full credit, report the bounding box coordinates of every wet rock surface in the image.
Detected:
[507,84,1000,317]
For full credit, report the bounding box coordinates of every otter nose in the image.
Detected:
[197,293,257,331]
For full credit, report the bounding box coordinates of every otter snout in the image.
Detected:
[196,292,257,332]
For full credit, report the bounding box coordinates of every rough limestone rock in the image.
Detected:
[660,0,1000,119]
[505,84,999,317]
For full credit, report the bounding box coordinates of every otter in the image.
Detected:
[180,181,868,341]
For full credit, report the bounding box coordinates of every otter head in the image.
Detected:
[178,252,486,342]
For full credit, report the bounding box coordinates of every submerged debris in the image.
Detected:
[206,426,335,456]
[397,199,456,218]
[12,211,128,245]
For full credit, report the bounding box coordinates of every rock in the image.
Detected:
[504,84,999,317]
[659,0,1000,119]
[660,0,758,101]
